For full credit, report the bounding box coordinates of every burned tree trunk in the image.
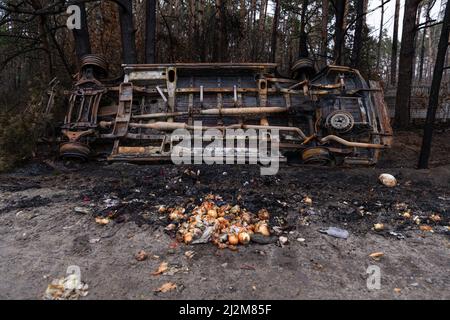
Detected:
[270,0,281,62]
[390,0,400,85]
[376,0,384,73]
[320,0,329,68]
[418,0,450,169]
[351,0,365,68]
[214,0,228,62]
[118,0,137,64]
[334,0,347,65]
[418,1,434,83]
[394,0,421,128]
[299,0,309,58]
[72,2,91,62]
[145,0,157,64]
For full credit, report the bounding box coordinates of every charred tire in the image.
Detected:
[325,110,355,133]
[80,54,108,78]
[59,142,91,162]
[302,147,334,166]
[291,58,317,80]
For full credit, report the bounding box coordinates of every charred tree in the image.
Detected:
[214,0,228,62]
[320,0,329,68]
[72,2,91,62]
[418,0,450,169]
[117,0,137,64]
[418,1,435,83]
[270,0,281,62]
[394,0,422,128]
[351,0,365,69]
[299,0,309,58]
[390,0,400,85]
[145,0,157,64]
[376,0,385,74]
[334,0,347,65]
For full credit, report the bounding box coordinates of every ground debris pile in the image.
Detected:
[44,274,88,300]
[164,194,272,249]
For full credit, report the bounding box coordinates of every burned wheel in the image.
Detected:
[325,111,354,133]
[302,147,334,166]
[59,142,91,161]
[291,58,317,80]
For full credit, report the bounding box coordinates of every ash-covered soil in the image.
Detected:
[0,130,449,300]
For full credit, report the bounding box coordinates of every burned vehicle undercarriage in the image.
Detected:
[58,55,393,166]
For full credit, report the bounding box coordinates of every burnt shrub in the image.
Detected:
[0,100,51,172]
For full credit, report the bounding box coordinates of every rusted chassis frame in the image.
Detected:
[59,62,393,165]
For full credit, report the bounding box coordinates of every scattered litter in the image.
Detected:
[373,223,384,231]
[394,288,401,294]
[369,252,384,261]
[74,207,91,215]
[296,238,306,243]
[44,275,89,300]
[135,250,148,261]
[104,198,120,208]
[184,251,195,259]
[319,227,349,239]
[155,282,177,293]
[389,231,405,240]
[402,212,411,219]
[430,214,441,222]
[419,225,433,232]
[413,216,421,225]
[379,173,397,187]
[240,264,256,270]
[95,217,110,225]
[158,206,167,214]
[303,196,313,206]
[164,264,189,276]
[152,262,168,275]
[89,238,100,244]
[279,236,289,246]
[165,224,176,231]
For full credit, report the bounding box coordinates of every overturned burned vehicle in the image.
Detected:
[58,55,392,166]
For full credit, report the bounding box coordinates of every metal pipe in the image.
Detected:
[128,122,308,139]
[156,86,167,102]
[131,107,289,119]
[319,135,387,149]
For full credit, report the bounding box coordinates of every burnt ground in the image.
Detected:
[0,129,449,300]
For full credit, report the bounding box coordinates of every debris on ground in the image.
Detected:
[184,251,195,259]
[430,214,441,222]
[74,207,91,215]
[95,217,110,225]
[379,173,397,187]
[419,225,433,232]
[389,231,405,240]
[155,282,177,293]
[152,262,168,275]
[44,275,89,300]
[319,227,349,239]
[278,236,289,247]
[369,252,384,261]
[303,196,313,206]
[135,250,148,262]
[166,194,272,249]
[373,223,385,231]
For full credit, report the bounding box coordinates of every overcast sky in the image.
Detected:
[366,0,445,39]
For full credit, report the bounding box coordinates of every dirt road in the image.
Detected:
[0,130,449,300]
